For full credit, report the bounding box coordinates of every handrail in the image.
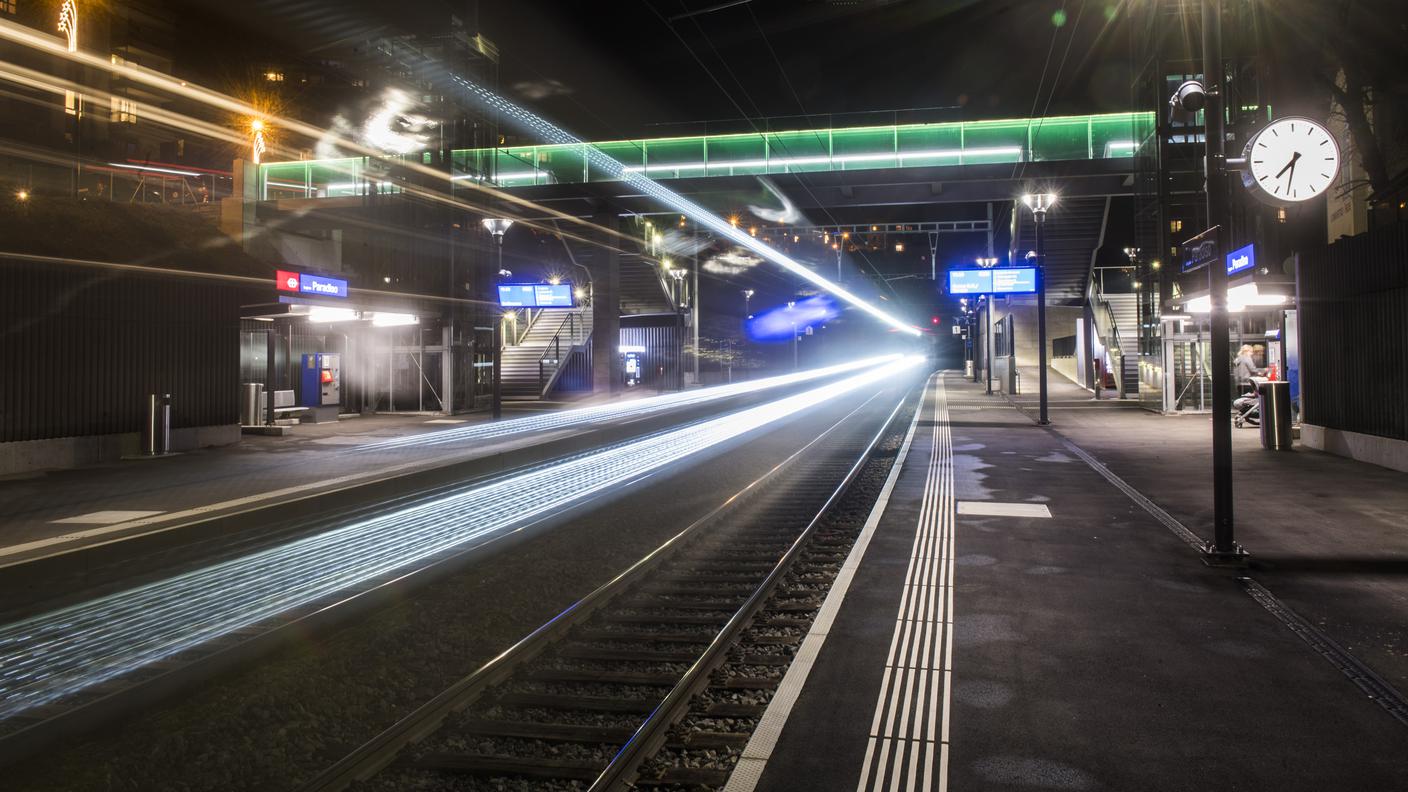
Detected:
[537,311,591,398]
[651,261,679,313]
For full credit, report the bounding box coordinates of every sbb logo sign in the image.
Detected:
[276,270,302,292]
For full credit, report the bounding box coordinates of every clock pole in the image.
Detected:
[1202,0,1244,562]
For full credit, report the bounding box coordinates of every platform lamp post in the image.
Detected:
[976,258,999,393]
[1021,193,1055,425]
[483,217,514,419]
[786,300,798,371]
[668,265,687,390]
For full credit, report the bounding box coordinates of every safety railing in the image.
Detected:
[538,312,589,398]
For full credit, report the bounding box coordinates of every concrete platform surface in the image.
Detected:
[731,372,1408,792]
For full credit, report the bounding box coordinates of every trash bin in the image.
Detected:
[241,383,264,426]
[144,393,172,456]
[1257,380,1293,450]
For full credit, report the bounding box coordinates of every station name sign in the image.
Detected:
[276,269,348,298]
[948,267,1037,295]
[1225,243,1256,276]
[1181,226,1220,273]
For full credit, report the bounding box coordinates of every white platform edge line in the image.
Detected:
[721,376,931,792]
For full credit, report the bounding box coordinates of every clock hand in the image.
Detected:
[1274,151,1302,179]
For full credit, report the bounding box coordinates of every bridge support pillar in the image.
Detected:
[590,211,621,395]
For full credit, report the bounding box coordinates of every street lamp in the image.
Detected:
[1021,192,1057,425]
[483,217,514,419]
[741,288,754,319]
[250,119,267,165]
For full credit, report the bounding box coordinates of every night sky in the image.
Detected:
[478,0,1134,140]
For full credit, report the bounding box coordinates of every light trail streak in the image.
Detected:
[0,356,924,720]
[356,354,904,452]
[0,18,915,335]
[0,19,642,256]
[416,58,923,336]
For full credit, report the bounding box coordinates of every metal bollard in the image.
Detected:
[1257,381,1293,451]
[145,393,172,456]
[241,383,263,426]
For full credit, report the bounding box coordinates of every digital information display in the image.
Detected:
[497,283,575,308]
[947,267,1038,295]
[948,269,991,294]
[991,267,1037,293]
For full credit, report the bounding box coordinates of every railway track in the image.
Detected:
[302,386,919,792]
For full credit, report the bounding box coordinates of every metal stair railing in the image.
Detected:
[538,311,590,398]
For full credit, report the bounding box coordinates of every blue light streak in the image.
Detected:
[0,356,924,720]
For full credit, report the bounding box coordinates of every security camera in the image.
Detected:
[1172,80,1207,112]
[1168,80,1207,124]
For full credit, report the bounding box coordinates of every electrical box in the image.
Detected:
[300,353,341,407]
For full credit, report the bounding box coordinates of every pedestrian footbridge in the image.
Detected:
[258,111,1153,199]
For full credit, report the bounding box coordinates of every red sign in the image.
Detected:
[276,270,301,292]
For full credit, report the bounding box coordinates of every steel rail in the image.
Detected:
[586,387,912,791]
[296,382,915,792]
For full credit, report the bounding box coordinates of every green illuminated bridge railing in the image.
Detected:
[259,111,1153,199]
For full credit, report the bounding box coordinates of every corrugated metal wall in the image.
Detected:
[1297,222,1408,441]
[621,322,684,391]
[1,257,247,442]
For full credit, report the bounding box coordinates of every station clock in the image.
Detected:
[1239,116,1340,207]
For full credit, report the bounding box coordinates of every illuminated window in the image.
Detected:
[110,96,137,123]
[0,1,16,15]
[264,71,284,82]
[64,89,81,117]
[1169,219,1183,233]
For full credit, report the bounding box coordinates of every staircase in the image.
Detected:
[1096,292,1141,397]
[1010,196,1111,306]
[501,310,592,400]
[619,255,676,315]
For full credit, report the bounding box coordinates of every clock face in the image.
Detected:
[1243,117,1340,205]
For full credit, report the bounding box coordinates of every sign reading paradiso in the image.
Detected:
[276,269,349,298]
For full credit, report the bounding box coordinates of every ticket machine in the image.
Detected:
[623,351,642,387]
[300,353,341,407]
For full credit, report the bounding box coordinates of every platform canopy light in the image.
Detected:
[305,306,359,323]
[370,312,418,327]
[1183,282,1287,313]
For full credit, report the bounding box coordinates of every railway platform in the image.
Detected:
[0,385,708,568]
[726,371,1408,792]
